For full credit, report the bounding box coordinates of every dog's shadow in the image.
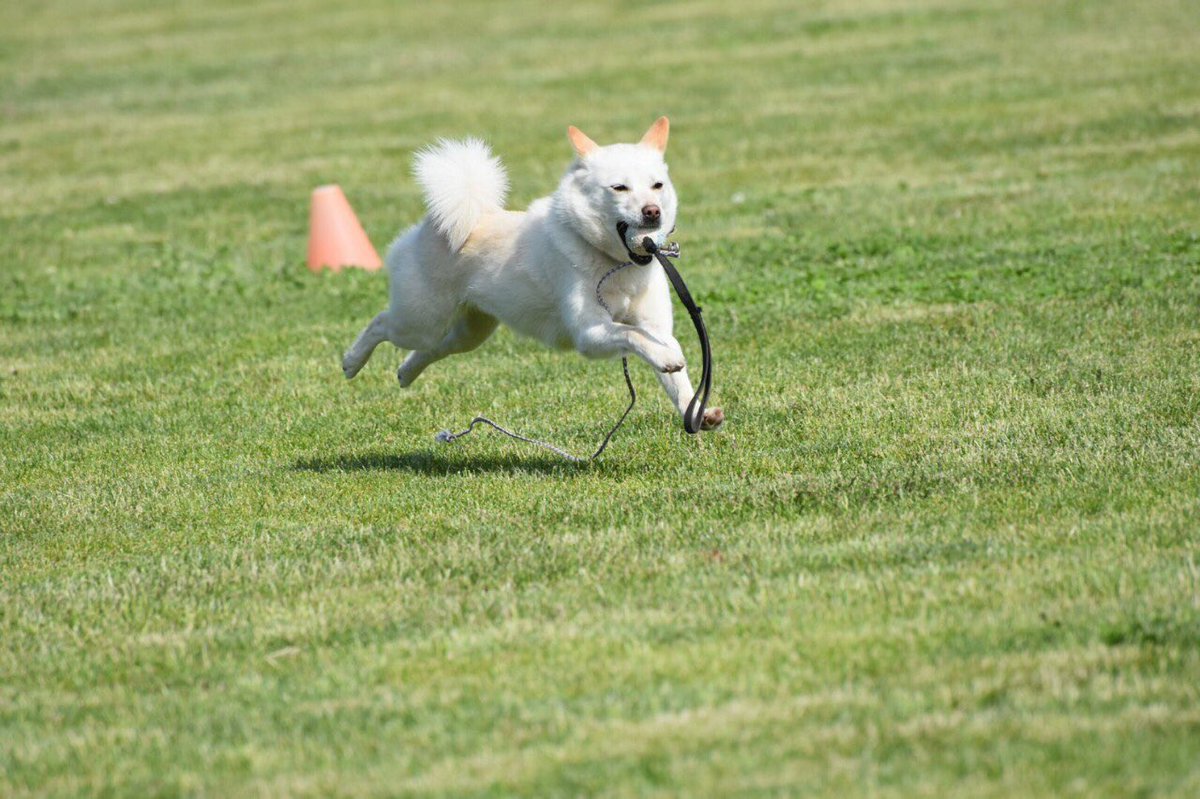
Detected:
[292,448,593,476]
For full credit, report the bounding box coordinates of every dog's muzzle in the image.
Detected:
[619,221,673,258]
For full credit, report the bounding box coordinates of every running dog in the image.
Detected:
[342,117,723,431]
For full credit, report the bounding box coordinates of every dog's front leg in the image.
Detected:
[655,366,725,430]
[573,317,685,373]
[656,366,695,416]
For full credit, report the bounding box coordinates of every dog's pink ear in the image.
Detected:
[640,116,670,153]
[567,125,599,158]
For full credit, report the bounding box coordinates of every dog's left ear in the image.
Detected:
[640,116,670,153]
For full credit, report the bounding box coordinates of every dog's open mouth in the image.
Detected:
[630,225,669,251]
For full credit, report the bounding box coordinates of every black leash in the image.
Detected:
[435,224,712,459]
[616,221,713,435]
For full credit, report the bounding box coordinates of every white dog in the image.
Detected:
[342,117,723,431]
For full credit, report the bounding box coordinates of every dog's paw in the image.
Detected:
[700,407,725,431]
[342,355,362,380]
[659,359,686,374]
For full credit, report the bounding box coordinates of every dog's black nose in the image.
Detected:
[641,204,661,225]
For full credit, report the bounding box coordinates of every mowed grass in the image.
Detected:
[2,0,1199,795]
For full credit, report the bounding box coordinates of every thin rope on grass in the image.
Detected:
[435,260,639,463]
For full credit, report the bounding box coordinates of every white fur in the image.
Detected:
[343,123,721,429]
[412,138,509,253]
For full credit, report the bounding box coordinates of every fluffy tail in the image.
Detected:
[413,138,508,252]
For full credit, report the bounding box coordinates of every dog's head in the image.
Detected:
[556,117,677,261]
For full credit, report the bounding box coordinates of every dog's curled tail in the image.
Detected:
[413,138,509,252]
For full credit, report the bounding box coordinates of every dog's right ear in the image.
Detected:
[640,116,669,153]
[567,125,599,159]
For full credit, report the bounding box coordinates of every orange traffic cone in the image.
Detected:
[306,184,383,272]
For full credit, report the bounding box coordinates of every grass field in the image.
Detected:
[3,0,1199,795]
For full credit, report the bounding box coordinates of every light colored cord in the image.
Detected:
[435,261,640,463]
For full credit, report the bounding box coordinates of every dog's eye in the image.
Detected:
[610,184,629,192]
[652,182,663,190]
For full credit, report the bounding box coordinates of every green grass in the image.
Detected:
[2,0,1199,795]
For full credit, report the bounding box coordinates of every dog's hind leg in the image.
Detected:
[343,312,391,379]
[398,308,498,388]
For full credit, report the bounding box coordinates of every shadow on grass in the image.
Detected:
[292,448,589,476]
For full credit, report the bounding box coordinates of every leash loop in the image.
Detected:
[616,222,713,434]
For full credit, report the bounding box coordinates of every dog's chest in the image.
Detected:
[595,267,650,323]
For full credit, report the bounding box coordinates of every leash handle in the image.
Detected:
[614,221,713,435]
[643,236,713,434]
